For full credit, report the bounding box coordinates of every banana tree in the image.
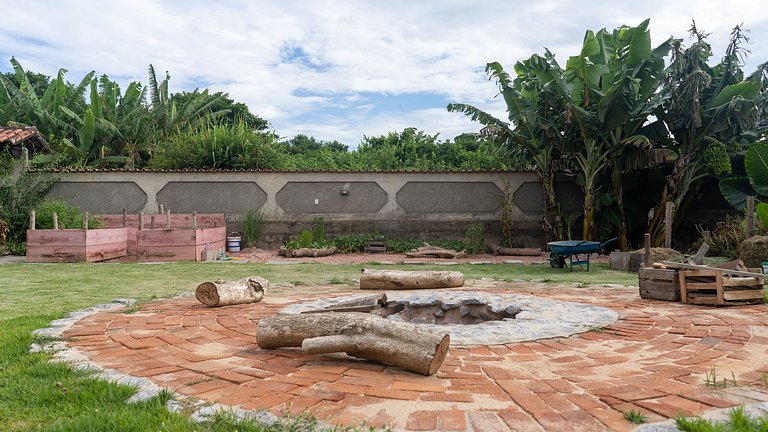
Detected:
[647,24,768,245]
[448,53,570,241]
[563,19,673,244]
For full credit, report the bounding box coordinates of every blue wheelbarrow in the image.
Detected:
[547,237,617,271]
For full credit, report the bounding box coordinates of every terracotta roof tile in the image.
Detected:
[0,126,53,154]
[29,167,526,174]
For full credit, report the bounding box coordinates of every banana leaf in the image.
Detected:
[719,176,754,210]
[745,141,768,196]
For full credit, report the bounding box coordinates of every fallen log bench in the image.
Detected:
[256,312,450,375]
[195,276,268,306]
[359,269,465,290]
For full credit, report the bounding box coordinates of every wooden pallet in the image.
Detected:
[364,240,387,253]
[678,268,765,306]
[638,268,680,301]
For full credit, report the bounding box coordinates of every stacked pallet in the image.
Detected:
[679,268,764,306]
[638,268,680,301]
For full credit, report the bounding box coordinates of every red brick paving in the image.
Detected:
[62,283,768,431]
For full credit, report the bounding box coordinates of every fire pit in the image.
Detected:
[281,291,618,345]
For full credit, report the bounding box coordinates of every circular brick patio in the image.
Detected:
[63,282,768,431]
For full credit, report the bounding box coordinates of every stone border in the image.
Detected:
[280,291,620,345]
[29,297,277,426]
[634,402,768,432]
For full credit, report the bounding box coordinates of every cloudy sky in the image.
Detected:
[1,1,767,147]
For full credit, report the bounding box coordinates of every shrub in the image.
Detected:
[239,210,264,248]
[0,216,8,245]
[0,173,57,253]
[465,223,486,254]
[738,236,768,267]
[696,215,768,259]
[332,233,374,253]
[311,217,326,243]
[384,238,425,253]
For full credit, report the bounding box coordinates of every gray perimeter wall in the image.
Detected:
[46,171,558,248]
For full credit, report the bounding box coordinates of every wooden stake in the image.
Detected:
[166,209,171,230]
[746,196,756,239]
[664,202,674,249]
[192,211,197,229]
[139,212,145,230]
[159,204,164,214]
[53,212,58,230]
[83,212,89,231]
[150,215,155,229]
[643,233,651,267]
[122,208,127,228]
[29,210,35,230]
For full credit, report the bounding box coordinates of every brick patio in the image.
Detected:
[62,282,768,431]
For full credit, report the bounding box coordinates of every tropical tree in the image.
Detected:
[448,53,570,241]
[648,23,768,244]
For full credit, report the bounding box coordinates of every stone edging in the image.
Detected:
[29,297,277,426]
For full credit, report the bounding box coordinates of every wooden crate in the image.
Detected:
[638,268,680,301]
[27,228,128,263]
[135,227,226,261]
[679,268,765,306]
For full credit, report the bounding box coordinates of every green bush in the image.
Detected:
[384,238,424,253]
[239,210,264,248]
[311,217,326,243]
[332,234,374,253]
[34,200,101,230]
[0,173,57,253]
[465,223,486,254]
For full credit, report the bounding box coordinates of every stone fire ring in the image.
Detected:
[280,291,619,345]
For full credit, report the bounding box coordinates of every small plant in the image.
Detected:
[311,217,326,243]
[675,406,763,432]
[704,367,728,389]
[332,233,374,253]
[34,200,101,230]
[760,371,768,388]
[239,209,264,248]
[623,410,647,424]
[589,326,605,333]
[465,223,486,254]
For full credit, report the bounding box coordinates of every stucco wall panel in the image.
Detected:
[48,181,146,214]
[396,182,502,213]
[276,181,387,214]
[156,181,266,213]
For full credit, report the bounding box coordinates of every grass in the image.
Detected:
[0,261,636,430]
[676,406,768,431]
[623,409,648,424]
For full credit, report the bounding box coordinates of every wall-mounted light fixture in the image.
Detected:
[340,182,350,196]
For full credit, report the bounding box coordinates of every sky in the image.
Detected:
[1,0,768,147]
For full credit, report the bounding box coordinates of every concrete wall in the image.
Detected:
[45,171,551,248]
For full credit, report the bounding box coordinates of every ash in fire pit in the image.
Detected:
[377,297,520,325]
[282,291,619,346]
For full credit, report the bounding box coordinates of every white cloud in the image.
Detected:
[1,0,767,146]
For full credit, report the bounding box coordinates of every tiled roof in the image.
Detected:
[30,167,527,174]
[0,126,53,154]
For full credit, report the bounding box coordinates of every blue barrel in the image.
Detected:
[227,232,241,252]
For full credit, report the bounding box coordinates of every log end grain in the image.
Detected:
[195,281,220,306]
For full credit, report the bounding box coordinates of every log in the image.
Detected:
[690,242,709,265]
[256,312,450,375]
[301,293,388,314]
[278,246,337,258]
[405,247,467,259]
[195,276,268,307]
[488,244,542,256]
[359,268,464,290]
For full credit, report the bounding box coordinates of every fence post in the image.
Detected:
[746,196,756,239]
[664,202,674,249]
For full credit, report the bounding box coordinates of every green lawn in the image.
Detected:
[0,261,636,431]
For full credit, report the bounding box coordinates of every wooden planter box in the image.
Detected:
[99,213,225,229]
[26,228,128,263]
[135,227,226,261]
[679,268,765,306]
[638,268,680,301]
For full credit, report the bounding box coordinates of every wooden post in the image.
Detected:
[192,211,198,229]
[643,233,651,267]
[29,210,35,230]
[150,215,155,229]
[166,209,171,230]
[664,202,674,249]
[53,212,58,230]
[746,196,756,239]
[82,212,89,231]
[122,208,127,228]
[139,212,145,230]
[159,204,164,214]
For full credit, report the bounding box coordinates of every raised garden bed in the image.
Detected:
[26,228,128,263]
[135,226,226,261]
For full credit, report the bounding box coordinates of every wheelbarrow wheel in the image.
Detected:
[549,254,565,268]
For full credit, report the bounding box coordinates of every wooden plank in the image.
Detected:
[723,277,763,287]
[638,268,677,281]
[195,227,227,245]
[723,290,765,301]
[26,246,85,262]
[639,288,679,301]
[26,229,86,246]
[86,228,128,244]
[85,241,127,262]
[662,261,764,278]
[100,213,225,228]
[679,269,688,303]
[136,245,197,261]
[137,229,197,245]
[715,271,725,305]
